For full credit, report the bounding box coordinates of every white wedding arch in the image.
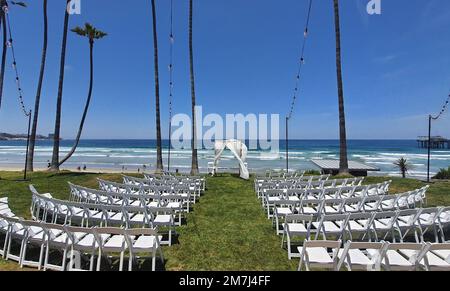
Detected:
[210,140,249,180]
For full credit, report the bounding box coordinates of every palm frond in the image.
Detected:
[72,23,107,41]
[11,1,27,7]
[71,26,87,37]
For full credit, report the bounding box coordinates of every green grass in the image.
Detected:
[0,171,449,271]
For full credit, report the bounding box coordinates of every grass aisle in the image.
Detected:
[164,174,296,271]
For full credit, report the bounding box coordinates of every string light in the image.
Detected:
[431,93,450,120]
[287,0,313,120]
[167,0,174,171]
[4,3,30,117]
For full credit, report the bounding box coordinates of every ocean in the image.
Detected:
[0,139,449,178]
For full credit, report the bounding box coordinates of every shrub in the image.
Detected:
[304,170,321,176]
[433,167,450,180]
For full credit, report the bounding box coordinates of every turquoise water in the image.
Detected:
[0,139,449,178]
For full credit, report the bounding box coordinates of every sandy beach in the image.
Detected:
[0,165,141,174]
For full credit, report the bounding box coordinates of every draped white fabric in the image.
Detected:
[212,140,249,180]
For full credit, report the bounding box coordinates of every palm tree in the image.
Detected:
[26,0,48,172]
[58,23,107,166]
[0,0,7,110]
[189,0,199,175]
[0,0,26,110]
[150,0,163,173]
[394,157,413,178]
[333,0,349,174]
[50,0,71,171]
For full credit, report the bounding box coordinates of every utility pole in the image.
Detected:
[286,117,289,173]
[24,110,32,180]
[427,115,432,182]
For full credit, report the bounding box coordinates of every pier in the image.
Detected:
[417,136,450,149]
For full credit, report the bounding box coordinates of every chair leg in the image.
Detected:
[433,226,439,243]
[96,250,102,271]
[38,244,44,270]
[62,249,68,271]
[287,234,292,260]
[43,243,50,271]
[159,247,164,263]
[20,241,27,268]
[152,248,157,271]
[119,251,124,271]
[128,254,133,271]
[275,216,280,234]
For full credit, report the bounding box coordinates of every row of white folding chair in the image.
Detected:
[144,172,205,187]
[256,170,305,179]
[69,183,191,213]
[255,175,337,196]
[266,185,425,220]
[254,173,332,192]
[1,214,163,271]
[257,176,362,189]
[30,191,178,245]
[262,181,390,203]
[0,198,18,258]
[142,174,206,192]
[31,189,180,227]
[258,179,381,201]
[98,179,199,203]
[0,197,17,219]
[281,208,446,259]
[276,188,426,219]
[123,175,203,196]
[298,240,450,271]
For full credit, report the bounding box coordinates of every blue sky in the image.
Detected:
[0,0,449,139]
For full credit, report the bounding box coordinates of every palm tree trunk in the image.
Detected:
[151,0,164,173]
[58,40,94,167]
[0,7,7,110]
[50,0,71,171]
[333,0,349,174]
[189,0,199,175]
[27,0,48,172]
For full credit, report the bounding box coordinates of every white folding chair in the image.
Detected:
[95,227,128,271]
[428,243,450,270]
[438,207,450,243]
[19,220,46,269]
[347,212,376,242]
[297,240,341,271]
[395,209,421,243]
[273,200,298,235]
[337,241,387,271]
[125,228,164,271]
[372,211,399,242]
[3,216,26,263]
[64,225,103,271]
[381,242,426,271]
[312,214,350,241]
[42,223,71,271]
[416,208,442,243]
[281,214,314,260]
[404,243,450,271]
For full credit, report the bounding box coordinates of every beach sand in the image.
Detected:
[0,165,140,174]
